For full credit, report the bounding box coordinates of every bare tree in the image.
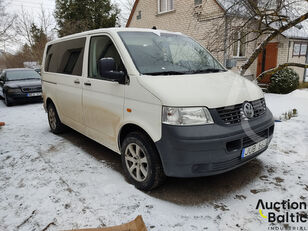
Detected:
[194,0,308,78]
[119,0,135,25]
[121,0,135,12]
[6,5,56,66]
[15,5,55,47]
[38,5,56,40]
[236,0,308,76]
[258,63,308,79]
[15,6,35,47]
[0,0,17,51]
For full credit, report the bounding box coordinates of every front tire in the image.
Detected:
[47,103,66,134]
[4,93,12,106]
[121,132,166,191]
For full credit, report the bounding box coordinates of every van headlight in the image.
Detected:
[162,106,214,126]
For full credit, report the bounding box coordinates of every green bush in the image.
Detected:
[268,68,299,94]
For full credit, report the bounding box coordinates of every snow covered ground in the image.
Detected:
[0,90,307,231]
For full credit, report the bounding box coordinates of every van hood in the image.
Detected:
[138,71,264,108]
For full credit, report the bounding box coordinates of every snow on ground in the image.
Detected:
[0,90,308,231]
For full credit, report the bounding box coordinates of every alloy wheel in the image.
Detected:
[124,143,148,182]
[48,107,57,130]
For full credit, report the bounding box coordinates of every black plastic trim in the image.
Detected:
[155,108,275,177]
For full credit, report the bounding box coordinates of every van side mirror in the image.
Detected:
[98,58,125,84]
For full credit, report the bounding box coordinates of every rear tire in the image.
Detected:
[47,103,66,134]
[121,132,166,191]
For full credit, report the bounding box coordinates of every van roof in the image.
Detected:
[47,27,183,45]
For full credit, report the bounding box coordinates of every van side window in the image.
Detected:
[63,49,82,74]
[46,53,52,72]
[44,38,86,76]
[89,36,125,80]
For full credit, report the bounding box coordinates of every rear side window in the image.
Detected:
[45,38,86,76]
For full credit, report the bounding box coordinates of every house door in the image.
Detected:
[257,42,278,83]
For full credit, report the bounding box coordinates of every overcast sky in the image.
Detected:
[6,0,56,17]
[3,0,129,52]
[5,0,129,16]
[5,0,130,24]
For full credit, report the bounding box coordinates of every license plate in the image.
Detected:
[241,139,268,158]
[27,92,42,97]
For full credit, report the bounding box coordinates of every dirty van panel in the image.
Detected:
[83,34,125,152]
[83,86,123,149]
[44,38,86,129]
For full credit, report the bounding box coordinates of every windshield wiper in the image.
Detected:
[143,71,188,76]
[191,68,226,74]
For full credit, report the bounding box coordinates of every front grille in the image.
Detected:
[251,98,266,118]
[216,103,242,125]
[226,128,269,152]
[22,86,42,93]
[216,98,266,125]
[243,129,268,147]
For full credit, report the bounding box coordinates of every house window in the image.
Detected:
[305,69,308,82]
[136,11,141,20]
[158,0,174,13]
[293,42,308,57]
[233,32,246,57]
[195,0,202,5]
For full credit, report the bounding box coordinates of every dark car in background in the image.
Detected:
[0,68,42,106]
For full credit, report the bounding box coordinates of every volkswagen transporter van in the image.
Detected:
[42,28,274,190]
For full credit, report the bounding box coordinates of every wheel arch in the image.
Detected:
[118,123,158,151]
[45,97,62,120]
[46,97,53,109]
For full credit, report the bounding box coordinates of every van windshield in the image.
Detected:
[118,31,226,76]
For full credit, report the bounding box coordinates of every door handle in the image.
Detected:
[74,80,80,84]
[84,82,91,86]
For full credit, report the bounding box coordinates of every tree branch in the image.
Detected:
[257,63,308,80]
[241,10,308,76]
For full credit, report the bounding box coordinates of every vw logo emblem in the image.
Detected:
[243,102,254,119]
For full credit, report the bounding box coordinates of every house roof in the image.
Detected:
[282,21,308,40]
[215,0,234,10]
[126,0,308,39]
[126,0,140,27]
[217,0,308,39]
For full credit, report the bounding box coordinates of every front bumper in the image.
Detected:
[155,108,275,177]
[6,92,42,103]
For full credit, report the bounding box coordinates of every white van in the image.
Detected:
[42,28,274,190]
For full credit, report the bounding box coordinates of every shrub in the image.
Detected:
[268,68,299,94]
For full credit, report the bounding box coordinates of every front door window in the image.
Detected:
[89,35,125,80]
